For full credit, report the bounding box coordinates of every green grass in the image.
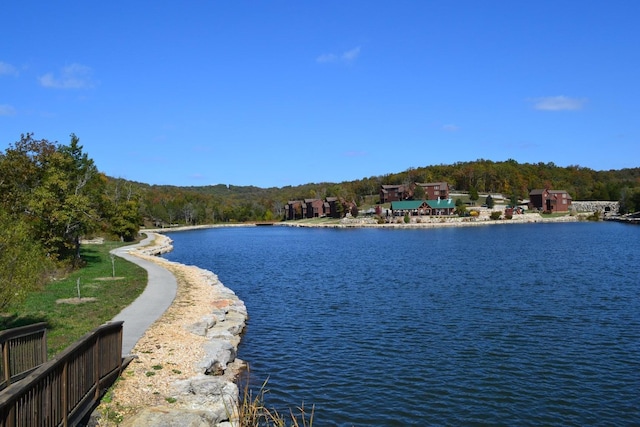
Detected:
[0,240,147,356]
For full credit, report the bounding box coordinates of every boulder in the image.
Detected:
[198,340,236,375]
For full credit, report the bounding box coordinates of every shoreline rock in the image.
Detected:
[97,234,247,427]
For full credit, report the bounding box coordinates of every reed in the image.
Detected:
[238,373,315,427]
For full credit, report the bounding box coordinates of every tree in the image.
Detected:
[0,134,104,264]
[413,185,425,200]
[0,211,52,310]
[469,187,479,205]
[30,134,103,263]
[103,178,142,240]
[510,193,519,208]
[0,133,56,216]
[620,188,640,214]
[485,194,494,208]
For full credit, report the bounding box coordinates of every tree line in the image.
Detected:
[132,159,640,226]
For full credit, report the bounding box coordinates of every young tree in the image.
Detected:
[510,193,519,208]
[469,187,479,205]
[485,194,494,208]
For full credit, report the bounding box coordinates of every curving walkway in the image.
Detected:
[110,233,177,355]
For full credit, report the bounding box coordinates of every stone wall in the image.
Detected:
[571,201,619,215]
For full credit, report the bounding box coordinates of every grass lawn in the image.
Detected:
[0,240,147,357]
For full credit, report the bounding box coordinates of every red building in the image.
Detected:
[380,185,409,203]
[528,189,572,212]
[303,199,325,218]
[284,197,342,220]
[416,182,449,200]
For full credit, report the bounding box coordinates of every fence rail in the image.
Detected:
[0,323,48,391]
[0,321,126,427]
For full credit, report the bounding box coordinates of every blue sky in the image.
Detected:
[1,1,638,188]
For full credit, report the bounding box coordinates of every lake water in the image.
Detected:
[164,222,640,426]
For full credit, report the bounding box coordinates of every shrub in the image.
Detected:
[404,214,410,224]
[469,210,479,217]
[490,211,502,220]
[505,214,513,220]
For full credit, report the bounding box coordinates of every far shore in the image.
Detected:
[142,211,598,234]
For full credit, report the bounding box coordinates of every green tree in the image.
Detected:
[620,188,640,214]
[0,134,104,264]
[103,178,142,240]
[469,187,479,205]
[510,193,519,208]
[0,133,55,216]
[30,134,104,263]
[0,211,52,310]
[485,194,494,208]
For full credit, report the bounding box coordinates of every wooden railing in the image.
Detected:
[0,323,48,391]
[0,321,127,427]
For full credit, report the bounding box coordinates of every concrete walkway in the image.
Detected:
[110,233,177,355]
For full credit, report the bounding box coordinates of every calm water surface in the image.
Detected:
[164,222,640,426]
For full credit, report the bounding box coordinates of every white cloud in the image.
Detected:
[532,96,587,111]
[316,53,338,63]
[0,104,16,116]
[0,62,19,76]
[38,63,95,89]
[317,46,361,64]
[342,47,361,62]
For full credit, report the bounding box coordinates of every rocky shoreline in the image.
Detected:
[96,233,247,427]
[277,210,585,228]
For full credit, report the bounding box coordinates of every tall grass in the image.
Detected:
[238,372,315,427]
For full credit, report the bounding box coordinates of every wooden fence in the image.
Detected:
[0,321,127,427]
[0,323,48,391]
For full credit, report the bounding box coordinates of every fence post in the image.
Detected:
[41,328,47,366]
[2,342,9,388]
[62,358,68,427]
[94,332,100,401]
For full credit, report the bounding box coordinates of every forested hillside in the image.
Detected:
[130,159,640,226]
